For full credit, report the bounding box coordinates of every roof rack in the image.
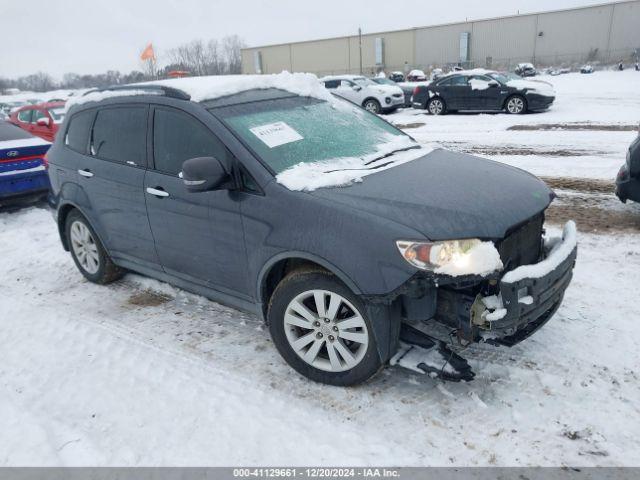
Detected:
[82,85,191,101]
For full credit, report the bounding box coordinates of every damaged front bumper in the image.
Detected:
[436,221,577,346]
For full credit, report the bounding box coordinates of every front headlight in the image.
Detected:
[396,239,503,276]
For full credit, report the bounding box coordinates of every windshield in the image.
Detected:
[48,108,65,124]
[353,77,376,87]
[214,96,414,175]
[489,72,520,83]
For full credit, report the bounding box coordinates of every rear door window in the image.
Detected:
[152,107,229,176]
[17,109,32,123]
[65,109,96,154]
[90,106,147,166]
[32,109,47,123]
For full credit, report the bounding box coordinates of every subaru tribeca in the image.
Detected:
[47,73,577,386]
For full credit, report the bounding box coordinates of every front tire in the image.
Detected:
[268,270,382,386]
[505,95,527,114]
[65,209,123,284]
[427,97,446,115]
[362,98,381,114]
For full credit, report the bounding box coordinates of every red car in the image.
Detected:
[8,101,66,142]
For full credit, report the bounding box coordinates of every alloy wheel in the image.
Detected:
[507,97,525,114]
[429,99,444,115]
[364,100,380,114]
[70,220,100,274]
[283,289,369,372]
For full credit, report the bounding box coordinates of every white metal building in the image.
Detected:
[241,0,640,76]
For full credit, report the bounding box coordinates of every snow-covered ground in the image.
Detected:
[1,70,639,466]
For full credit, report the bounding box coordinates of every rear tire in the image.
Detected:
[427,97,446,115]
[505,95,527,114]
[363,98,382,114]
[65,209,123,284]
[268,270,382,386]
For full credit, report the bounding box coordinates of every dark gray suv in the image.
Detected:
[48,76,577,386]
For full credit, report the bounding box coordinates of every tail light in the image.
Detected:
[43,153,49,170]
[413,86,421,96]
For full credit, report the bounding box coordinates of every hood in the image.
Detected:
[310,149,553,241]
[371,84,404,95]
[507,79,555,96]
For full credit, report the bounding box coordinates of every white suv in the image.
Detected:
[320,75,405,114]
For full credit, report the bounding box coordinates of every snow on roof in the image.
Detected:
[319,74,365,82]
[148,72,334,103]
[65,72,336,111]
[441,68,496,77]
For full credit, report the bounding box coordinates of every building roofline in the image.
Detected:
[241,0,636,52]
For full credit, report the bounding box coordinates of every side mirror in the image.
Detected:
[353,85,362,91]
[36,117,51,127]
[180,156,232,193]
[488,80,499,88]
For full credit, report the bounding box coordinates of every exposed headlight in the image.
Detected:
[396,239,503,276]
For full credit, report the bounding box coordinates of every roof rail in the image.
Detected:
[82,85,191,101]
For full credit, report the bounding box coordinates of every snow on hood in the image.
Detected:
[276,135,428,192]
[66,72,338,111]
[507,79,555,97]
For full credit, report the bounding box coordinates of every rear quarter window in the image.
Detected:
[91,106,147,166]
[65,109,96,154]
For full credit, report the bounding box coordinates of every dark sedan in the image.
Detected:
[412,70,555,115]
[616,127,640,203]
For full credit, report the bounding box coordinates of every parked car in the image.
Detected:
[48,77,577,386]
[320,75,404,113]
[0,121,50,206]
[616,126,640,203]
[8,101,66,141]
[430,68,444,81]
[412,69,555,115]
[515,63,537,77]
[406,69,427,81]
[580,65,594,74]
[388,71,405,82]
[372,77,413,107]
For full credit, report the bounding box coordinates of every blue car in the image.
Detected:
[0,121,51,206]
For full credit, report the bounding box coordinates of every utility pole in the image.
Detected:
[358,27,363,75]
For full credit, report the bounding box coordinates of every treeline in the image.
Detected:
[0,35,245,93]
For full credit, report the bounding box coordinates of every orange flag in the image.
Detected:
[140,43,155,61]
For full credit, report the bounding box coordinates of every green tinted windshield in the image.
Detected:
[214,97,408,174]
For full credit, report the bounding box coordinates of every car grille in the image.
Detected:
[496,213,544,272]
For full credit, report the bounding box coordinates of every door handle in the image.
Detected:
[78,169,94,178]
[146,187,169,198]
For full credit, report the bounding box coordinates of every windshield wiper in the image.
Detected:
[363,145,422,165]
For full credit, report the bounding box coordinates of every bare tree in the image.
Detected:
[221,35,245,74]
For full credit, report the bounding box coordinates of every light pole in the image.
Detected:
[358,27,363,75]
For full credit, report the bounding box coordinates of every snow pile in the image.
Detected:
[0,137,50,149]
[434,241,503,277]
[470,79,491,91]
[503,221,577,284]
[507,79,555,97]
[276,135,427,191]
[147,71,335,104]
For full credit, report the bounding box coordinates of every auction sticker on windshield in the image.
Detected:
[250,122,303,148]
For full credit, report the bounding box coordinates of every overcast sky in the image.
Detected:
[3,0,617,78]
